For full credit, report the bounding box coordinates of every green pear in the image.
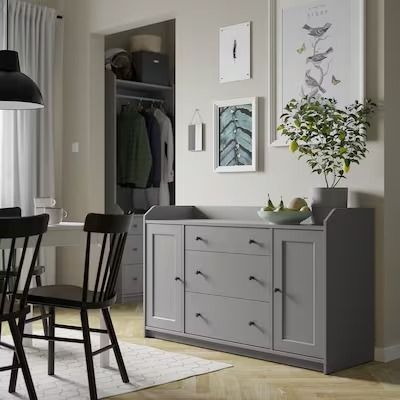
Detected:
[267,194,275,209]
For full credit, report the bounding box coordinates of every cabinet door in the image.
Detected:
[146,224,184,332]
[273,230,324,358]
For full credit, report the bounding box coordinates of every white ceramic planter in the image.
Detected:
[311,187,348,225]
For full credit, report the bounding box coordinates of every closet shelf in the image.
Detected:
[116,79,173,93]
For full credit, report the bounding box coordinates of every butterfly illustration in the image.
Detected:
[296,43,306,54]
[332,75,341,85]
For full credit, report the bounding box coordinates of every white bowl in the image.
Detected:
[257,209,312,225]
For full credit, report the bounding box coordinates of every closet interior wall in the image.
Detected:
[104,20,175,303]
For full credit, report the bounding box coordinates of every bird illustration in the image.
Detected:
[306,47,333,63]
[296,42,306,54]
[332,75,341,85]
[305,70,326,93]
[303,22,332,37]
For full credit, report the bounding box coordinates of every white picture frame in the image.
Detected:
[213,97,258,173]
[219,22,251,83]
[268,0,366,147]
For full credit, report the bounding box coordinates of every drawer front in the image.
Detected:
[130,216,143,235]
[185,251,271,302]
[122,264,143,294]
[185,292,271,348]
[122,235,143,264]
[185,226,271,255]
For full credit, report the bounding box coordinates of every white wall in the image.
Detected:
[61,0,393,352]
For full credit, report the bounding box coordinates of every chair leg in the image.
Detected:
[81,309,98,400]
[101,308,129,383]
[48,307,55,376]
[35,275,49,336]
[8,318,38,400]
[9,311,27,393]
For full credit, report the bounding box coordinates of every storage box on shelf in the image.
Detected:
[144,206,374,374]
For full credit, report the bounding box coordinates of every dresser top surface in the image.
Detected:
[146,218,324,231]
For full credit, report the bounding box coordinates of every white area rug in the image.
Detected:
[0,330,231,399]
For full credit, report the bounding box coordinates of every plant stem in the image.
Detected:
[323,172,329,188]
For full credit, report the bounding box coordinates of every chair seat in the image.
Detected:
[27,285,116,309]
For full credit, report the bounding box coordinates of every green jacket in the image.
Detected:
[117,108,152,188]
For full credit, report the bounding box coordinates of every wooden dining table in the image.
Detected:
[0,222,111,368]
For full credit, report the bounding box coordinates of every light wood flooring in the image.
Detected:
[33,304,400,399]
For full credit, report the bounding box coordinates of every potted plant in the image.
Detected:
[277,96,376,224]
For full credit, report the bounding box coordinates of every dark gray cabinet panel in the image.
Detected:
[146,224,184,332]
[273,229,324,359]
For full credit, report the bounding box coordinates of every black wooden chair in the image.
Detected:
[0,207,49,336]
[0,213,49,400]
[13,213,133,400]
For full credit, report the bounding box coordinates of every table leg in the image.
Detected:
[22,304,33,347]
[100,308,110,368]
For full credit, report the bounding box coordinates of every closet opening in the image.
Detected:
[104,19,175,304]
[105,19,176,216]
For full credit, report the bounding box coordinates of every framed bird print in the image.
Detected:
[213,97,258,173]
[268,0,365,146]
[219,22,251,83]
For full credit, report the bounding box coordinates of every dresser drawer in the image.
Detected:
[130,216,144,235]
[185,226,272,255]
[122,264,143,294]
[122,235,143,264]
[185,292,271,348]
[185,251,271,302]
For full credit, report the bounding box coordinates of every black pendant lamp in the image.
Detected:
[0,0,44,110]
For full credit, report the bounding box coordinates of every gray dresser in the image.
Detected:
[116,214,144,302]
[144,206,374,373]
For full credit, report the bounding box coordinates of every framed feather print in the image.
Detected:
[268,0,365,146]
[213,97,258,173]
[219,22,251,83]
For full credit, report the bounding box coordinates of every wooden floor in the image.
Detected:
[40,304,400,399]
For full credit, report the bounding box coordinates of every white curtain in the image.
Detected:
[0,0,56,215]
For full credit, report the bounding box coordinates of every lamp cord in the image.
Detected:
[6,0,8,50]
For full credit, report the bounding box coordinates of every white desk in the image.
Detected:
[14,222,110,368]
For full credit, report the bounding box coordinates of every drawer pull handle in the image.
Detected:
[195,270,203,275]
[133,224,138,228]
[248,321,256,327]
[133,277,137,281]
[132,248,138,251]
[274,288,282,293]
[249,276,256,281]
[175,277,183,282]
[196,313,202,318]
[195,236,203,241]
[249,239,257,245]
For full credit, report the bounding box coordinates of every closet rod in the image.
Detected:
[117,94,164,103]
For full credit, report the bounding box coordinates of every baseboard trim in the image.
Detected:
[375,344,400,362]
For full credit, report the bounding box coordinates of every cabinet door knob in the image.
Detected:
[195,236,203,241]
[249,239,257,245]
[195,270,203,275]
[132,248,138,251]
[274,288,282,293]
[133,277,137,281]
[175,277,182,282]
[248,321,256,326]
[196,313,202,318]
[132,224,138,228]
[249,276,256,281]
